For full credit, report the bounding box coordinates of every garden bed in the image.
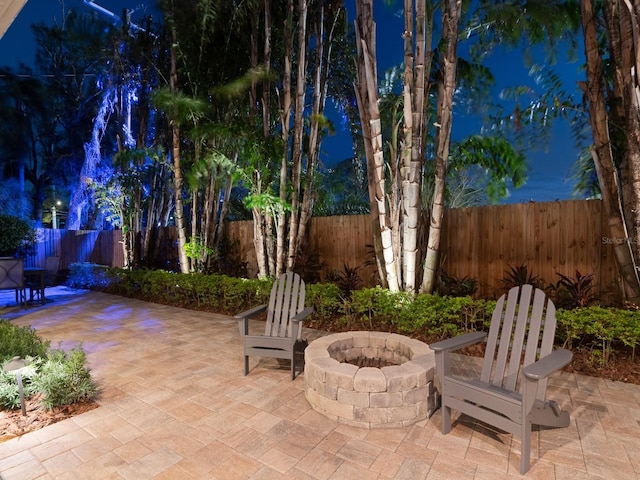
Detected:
[0,394,98,442]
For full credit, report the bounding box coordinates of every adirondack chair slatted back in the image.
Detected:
[264,272,305,339]
[481,284,557,401]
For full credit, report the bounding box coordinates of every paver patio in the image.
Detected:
[0,287,639,479]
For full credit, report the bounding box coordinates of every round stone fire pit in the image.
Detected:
[304,331,436,429]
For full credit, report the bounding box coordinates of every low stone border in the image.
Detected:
[304,331,437,429]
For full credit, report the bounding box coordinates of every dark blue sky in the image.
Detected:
[1,0,585,204]
[329,0,585,204]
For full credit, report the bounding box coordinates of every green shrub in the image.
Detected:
[556,307,640,367]
[0,364,38,410]
[0,320,97,411]
[33,347,97,410]
[305,282,343,321]
[0,319,49,363]
[0,215,36,257]
[349,287,412,329]
[67,263,115,289]
[396,294,485,338]
[101,268,274,314]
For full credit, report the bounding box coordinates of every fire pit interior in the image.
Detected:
[304,331,437,429]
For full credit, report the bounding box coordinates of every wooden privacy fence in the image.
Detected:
[28,199,620,301]
[25,229,124,272]
[440,200,618,301]
[226,200,619,301]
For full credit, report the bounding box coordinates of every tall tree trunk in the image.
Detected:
[247,0,273,279]
[286,0,309,272]
[169,29,190,274]
[355,0,400,291]
[259,0,274,278]
[401,0,427,292]
[421,0,462,293]
[354,0,387,288]
[253,208,269,277]
[67,88,116,230]
[144,162,169,265]
[616,1,640,264]
[581,0,640,302]
[263,0,272,140]
[276,0,295,277]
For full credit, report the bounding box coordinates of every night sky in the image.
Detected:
[0,0,584,204]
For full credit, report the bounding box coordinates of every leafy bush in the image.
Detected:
[0,364,38,410]
[0,215,36,257]
[33,347,97,410]
[396,294,490,339]
[294,248,323,284]
[556,307,640,366]
[0,319,50,363]
[0,321,97,411]
[67,262,115,289]
[83,267,640,372]
[305,282,343,321]
[349,287,413,330]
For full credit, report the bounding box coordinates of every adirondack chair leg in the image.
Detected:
[441,401,452,434]
[519,420,532,474]
[291,354,296,380]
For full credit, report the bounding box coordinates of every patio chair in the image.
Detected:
[27,255,60,302]
[429,284,573,474]
[235,271,313,380]
[0,258,26,305]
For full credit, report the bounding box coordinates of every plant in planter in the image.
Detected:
[0,215,36,258]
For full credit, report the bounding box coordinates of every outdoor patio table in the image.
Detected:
[24,267,46,305]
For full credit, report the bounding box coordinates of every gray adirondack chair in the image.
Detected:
[429,284,573,474]
[236,272,313,380]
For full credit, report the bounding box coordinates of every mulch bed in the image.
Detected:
[0,394,99,443]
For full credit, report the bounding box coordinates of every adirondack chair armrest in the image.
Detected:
[289,307,313,341]
[429,331,487,353]
[235,304,268,321]
[523,348,573,381]
[235,304,268,337]
[291,307,314,323]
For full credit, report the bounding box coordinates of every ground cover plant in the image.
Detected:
[0,320,98,441]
